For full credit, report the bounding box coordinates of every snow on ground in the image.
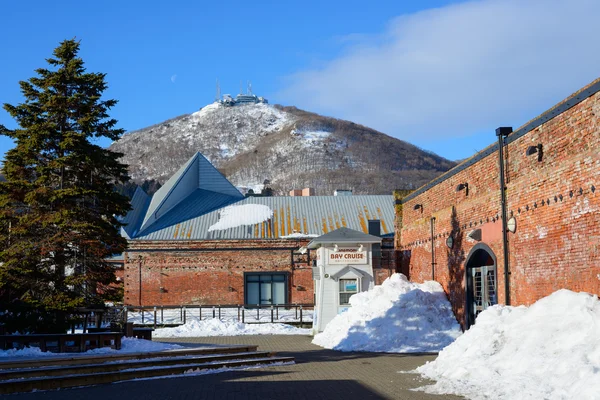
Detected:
[153,319,311,338]
[0,337,182,359]
[416,289,600,400]
[208,204,273,232]
[312,274,462,352]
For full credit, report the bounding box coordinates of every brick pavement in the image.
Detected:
[9,335,463,400]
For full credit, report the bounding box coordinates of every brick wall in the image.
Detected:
[124,237,396,306]
[124,239,314,306]
[397,79,600,328]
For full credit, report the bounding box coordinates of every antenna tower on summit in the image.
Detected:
[215,78,221,102]
[247,81,253,95]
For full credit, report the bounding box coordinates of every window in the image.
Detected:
[339,279,358,305]
[245,273,287,306]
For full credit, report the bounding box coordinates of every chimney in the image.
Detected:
[289,189,302,196]
[368,220,381,237]
[302,188,315,196]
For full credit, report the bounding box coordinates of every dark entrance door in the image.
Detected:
[465,244,497,328]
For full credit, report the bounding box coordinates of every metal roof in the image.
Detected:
[121,151,395,241]
[131,194,394,241]
[307,227,382,249]
[120,187,151,239]
[138,152,244,234]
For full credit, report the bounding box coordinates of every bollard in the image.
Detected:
[257,305,260,321]
[242,308,245,323]
[126,322,134,337]
[237,305,241,322]
[212,306,216,319]
[199,305,202,321]
[218,305,221,320]
[153,307,157,329]
[300,305,303,325]
[161,306,164,324]
[141,309,145,324]
[276,306,279,320]
[271,306,274,323]
[183,306,186,324]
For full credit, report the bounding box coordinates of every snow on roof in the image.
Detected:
[208,204,273,232]
[280,232,319,239]
[312,273,462,352]
[416,289,600,399]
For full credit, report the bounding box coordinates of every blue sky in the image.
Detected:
[2,0,599,163]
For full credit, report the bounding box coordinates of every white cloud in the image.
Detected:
[280,0,600,145]
[171,74,177,83]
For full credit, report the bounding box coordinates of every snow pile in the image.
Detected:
[153,319,311,338]
[0,337,181,358]
[416,289,600,400]
[208,204,273,232]
[312,274,462,352]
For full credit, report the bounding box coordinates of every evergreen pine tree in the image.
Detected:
[0,39,130,333]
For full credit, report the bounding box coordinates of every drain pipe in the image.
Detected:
[496,127,512,305]
[430,217,436,280]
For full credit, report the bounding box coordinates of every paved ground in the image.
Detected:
[9,335,463,400]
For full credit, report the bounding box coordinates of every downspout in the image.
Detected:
[138,255,143,306]
[430,217,436,280]
[496,127,512,305]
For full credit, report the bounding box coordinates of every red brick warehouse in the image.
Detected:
[119,153,397,306]
[396,77,600,329]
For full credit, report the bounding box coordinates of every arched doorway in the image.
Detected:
[465,243,497,328]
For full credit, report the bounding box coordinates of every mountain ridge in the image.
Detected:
[110,102,456,195]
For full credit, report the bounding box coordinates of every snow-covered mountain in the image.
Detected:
[110,103,455,195]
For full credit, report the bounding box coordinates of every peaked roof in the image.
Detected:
[120,152,395,241]
[307,227,382,249]
[134,152,244,236]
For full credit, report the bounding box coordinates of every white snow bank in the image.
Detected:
[208,204,273,232]
[0,337,181,358]
[416,289,600,400]
[312,274,462,352]
[154,319,310,338]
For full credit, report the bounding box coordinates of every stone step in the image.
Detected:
[0,355,295,394]
[0,344,258,370]
[0,351,273,380]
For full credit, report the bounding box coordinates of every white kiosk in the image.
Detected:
[307,227,382,333]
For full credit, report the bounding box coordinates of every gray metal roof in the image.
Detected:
[120,187,151,239]
[120,151,395,241]
[306,227,382,249]
[138,152,244,234]
[131,194,394,241]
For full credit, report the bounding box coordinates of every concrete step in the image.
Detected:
[0,351,273,380]
[0,344,258,370]
[0,355,295,394]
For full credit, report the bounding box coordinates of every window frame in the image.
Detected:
[243,272,288,307]
[338,278,358,306]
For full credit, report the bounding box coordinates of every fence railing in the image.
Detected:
[117,304,314,328]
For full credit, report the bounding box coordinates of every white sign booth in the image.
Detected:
[307,227,382,333]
